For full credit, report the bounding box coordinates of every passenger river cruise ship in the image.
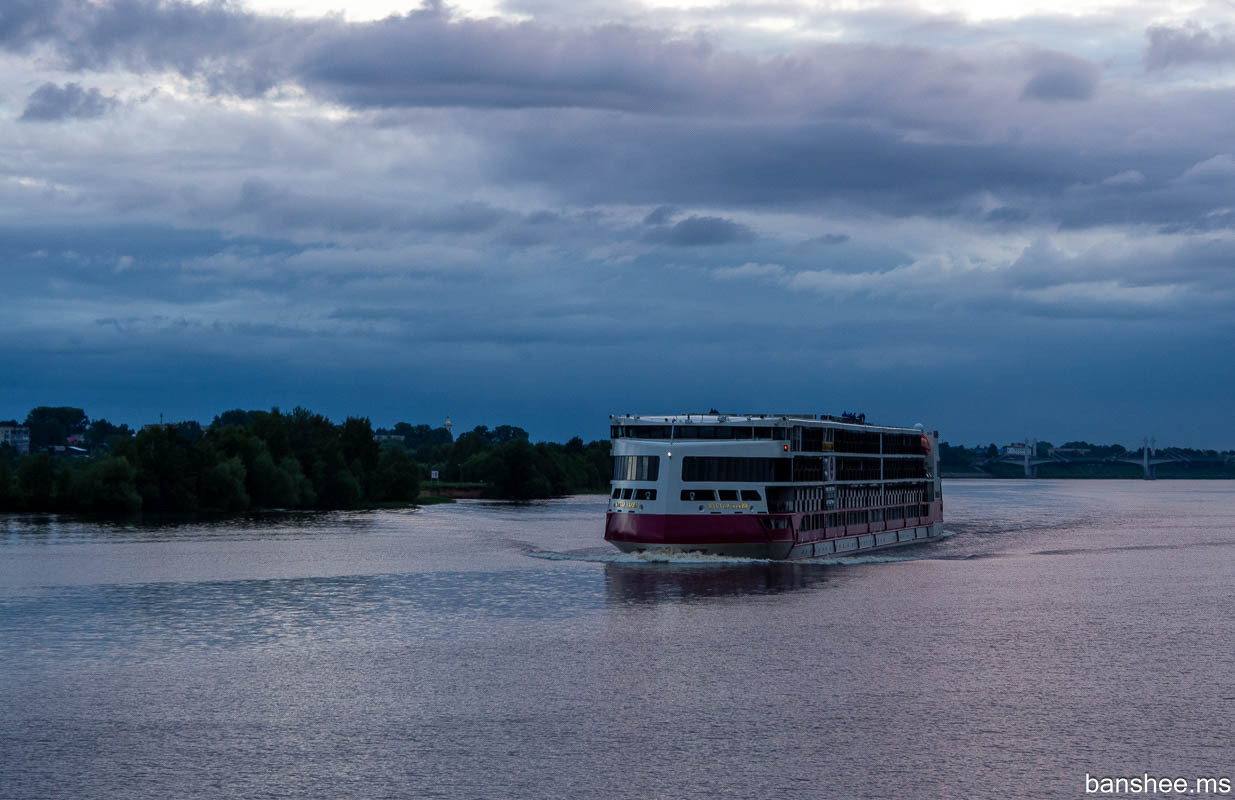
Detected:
[605,413,943,559]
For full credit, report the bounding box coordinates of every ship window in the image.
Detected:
[635,489,657,501]
[834,429,881,454]
[621,488,634,499]
[611,488,622,499]
[610,426,620,438]
[626,425,671,439]
[792,457,823,482]
[837,457,881,482]
[718,489,738,501]
[680,489,716,501]
[673,426,760,440]
[801,427,824,452]
[611,455,661,482]
[740,490,762,501]
[681,457,791,482]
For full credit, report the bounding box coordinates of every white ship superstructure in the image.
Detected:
[605,413,943,559]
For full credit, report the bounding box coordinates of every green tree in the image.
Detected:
[370,447,422,501]
[340,417,380,494]
[251,409,291,461]
[389,422,453,448]
[25,406,88,448]
[199,456,249,512]
[212,409,254,428]
[85,418,133,452]
[0,456,16,510]
[74,456,142,513]
[478,439,552,499]
[17,453,58,508]
[322,468,363,509]
[117,427,199,511]
[250,449,298,508]
[279,456,316,507]
[491,425,529,443]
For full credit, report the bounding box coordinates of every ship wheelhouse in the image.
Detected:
[604,413,944,559]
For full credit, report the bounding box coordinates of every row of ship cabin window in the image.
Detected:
[798,507,933,530]
[610,488,764,502]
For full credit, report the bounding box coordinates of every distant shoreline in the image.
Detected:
[942,473,1235,480]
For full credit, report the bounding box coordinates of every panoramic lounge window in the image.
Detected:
[611,455,660,481]
[626,425,671,439]
[680,489,716,502]
[681,457,791,483]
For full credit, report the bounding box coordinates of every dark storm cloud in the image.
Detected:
[642,205,678,225]
[986,207,1031,223]
[1145,23,1235,70]
[0,1,1140,225]
[1019,54,1098,101]
[0,223,304,304]
[643,215,755,246]
[0,0,1103,118]
[0,0,60,47]
[493,114,1098,215]
[41,0,296,95]
[20,82,118,121]
[233,177,507,234]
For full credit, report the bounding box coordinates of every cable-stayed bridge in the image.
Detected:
[987,438,1218,479]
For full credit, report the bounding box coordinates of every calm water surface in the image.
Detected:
[3,481,1234,799]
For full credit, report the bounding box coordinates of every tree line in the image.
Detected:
[0,406,612,514]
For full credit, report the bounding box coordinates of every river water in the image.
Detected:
[2,480,1233,799]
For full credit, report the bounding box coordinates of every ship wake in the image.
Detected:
[529,530,955,567]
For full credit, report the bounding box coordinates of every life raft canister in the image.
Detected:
[920,433,932,454]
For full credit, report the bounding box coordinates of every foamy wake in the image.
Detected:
[528,550,777,565]
[528,530,956,567]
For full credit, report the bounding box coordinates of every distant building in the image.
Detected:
[1050,447,1091,457]
[1004,443,1032,457]
[374,433,402,442]
[0,425,30,455]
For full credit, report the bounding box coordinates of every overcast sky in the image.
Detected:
[2,0,1234,446]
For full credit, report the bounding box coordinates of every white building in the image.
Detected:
[0,425,31,455]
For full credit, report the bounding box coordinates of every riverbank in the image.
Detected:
[943,465,1235,479]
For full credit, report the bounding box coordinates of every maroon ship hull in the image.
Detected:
[606,501,944,560]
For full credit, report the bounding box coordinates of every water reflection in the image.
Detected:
[0,509,388,544]
[602,561,832,605]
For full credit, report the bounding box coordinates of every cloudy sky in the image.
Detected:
[2,0,1234,446]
